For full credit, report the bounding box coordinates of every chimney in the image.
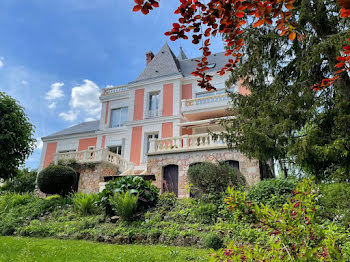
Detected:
[146,51,154,65]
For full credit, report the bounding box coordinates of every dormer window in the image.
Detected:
[110,107,128,128]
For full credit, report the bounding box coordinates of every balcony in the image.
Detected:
[101,85,128,96]
[148,133,227,155]
[53,148,134,173]
[181,93,230,121]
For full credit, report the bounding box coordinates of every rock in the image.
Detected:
[110,216,119,223]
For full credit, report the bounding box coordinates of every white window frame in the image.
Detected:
[110,107,128,128]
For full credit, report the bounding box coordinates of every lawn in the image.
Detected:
[0,237,210,262]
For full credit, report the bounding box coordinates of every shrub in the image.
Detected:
[109,191,138,221]
[158,192,177,209]
[247,177,298,208]
[187,162,246,195]
[73,193,99,216]
[37,165,78,196]
[318,182,350,224]
[100,176,159,215]
[204,233,224,250]
[0,168,36,193]
[211,178,344,261]
[192,202,217,224]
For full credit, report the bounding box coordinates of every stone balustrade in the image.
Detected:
[148,133,227,155]
[181,93,229,112]
[54,149,133,173]
[101,85,128,96]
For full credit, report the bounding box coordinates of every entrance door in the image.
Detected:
[163,165,179,197]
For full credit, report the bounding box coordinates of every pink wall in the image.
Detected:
[78,137,97,151]
[43,142,57,168]
[130,126,143,165]
[101,135,106,148]
[238,79,251,95]
[181,84,192,100]
[104,102,109,125]
[163,84,173,116]
[133,89,144,120]
[162,122,173,138]
[181,127,193,136]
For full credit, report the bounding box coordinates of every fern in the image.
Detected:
[109,191,138,221]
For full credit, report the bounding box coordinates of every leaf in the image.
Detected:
[132,5,142,12]
[289,32,296,41]
[253,19,264,28]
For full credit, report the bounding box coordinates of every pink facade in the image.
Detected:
[43,142,57,168]
[40,43,260,196]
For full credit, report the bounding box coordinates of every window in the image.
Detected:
[146,133,159,153]
[108,145,123,156]
[148,92,160,117]
[88,146,95,150]
[110,107,128,128]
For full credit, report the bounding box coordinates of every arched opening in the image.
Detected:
[223,160,240,171]
[188,162,203,198]
[163,165,179,197]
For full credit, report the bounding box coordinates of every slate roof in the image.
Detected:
[43,120,100,139]
[177,46,188,60]
[178,51,228,77]
[135,43,181,82]
[134,43,228,82]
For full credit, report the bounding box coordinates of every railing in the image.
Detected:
[146,109,161,118]
[181,93,229,111]
[53,149,133,172]
[101,85,128,96]
[148,133,227,154]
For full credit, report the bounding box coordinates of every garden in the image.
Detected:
[1,161,350,261]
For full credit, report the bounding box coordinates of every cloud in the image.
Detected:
[70,79,101,117]
[36,139,43,150]
[84,117,97,122]
[0,57,4,69]
[59,110,78,122]
[46,82,64,100]
[48,102,57,109]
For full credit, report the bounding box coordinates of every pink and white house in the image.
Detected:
[39,44,260,198]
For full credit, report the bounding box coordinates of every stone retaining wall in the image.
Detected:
[147,149,260,198]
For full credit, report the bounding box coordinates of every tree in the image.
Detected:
[221,1,350,181]
[0,92,36,180]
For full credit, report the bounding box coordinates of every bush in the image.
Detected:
[318,182,350,224]
[73,193,100,216]
[247,177,298,208]
[203,233,224,250]
[37,165,77,196]
[187,162,246,195]
[158,192,177,209]
[100,176,159,215]
[192,202,217,224]
[109,192,138,221]
[0,169,36,193]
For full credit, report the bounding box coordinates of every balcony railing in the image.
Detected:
[181,93,229,112]
[101,85,128,96]
[53,149,133,173]
[148,133,227,154]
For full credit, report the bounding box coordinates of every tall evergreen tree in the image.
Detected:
[223,0,350,181]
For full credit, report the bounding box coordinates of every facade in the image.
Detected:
[39,43,260,198]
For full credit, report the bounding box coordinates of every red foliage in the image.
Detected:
[132,0,349,92]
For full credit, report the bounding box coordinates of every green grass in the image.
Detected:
[0,237,210,262]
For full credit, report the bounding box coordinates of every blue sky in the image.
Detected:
[0,0,225,169]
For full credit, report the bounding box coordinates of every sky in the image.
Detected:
[0,0,225,170]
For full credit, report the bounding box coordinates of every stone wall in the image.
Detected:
[147,149,260,198]
[78,162,118,194]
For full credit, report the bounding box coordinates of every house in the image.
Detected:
[39,43,260,198]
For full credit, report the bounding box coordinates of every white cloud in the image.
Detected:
[0,57,4,69]
[59,110,78,122]
[70,80,101,117]
[36,139,43,150]
[48,102,57,109]
[21,80,28,85]
[46,82,64,100]
[84,117,96,122]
